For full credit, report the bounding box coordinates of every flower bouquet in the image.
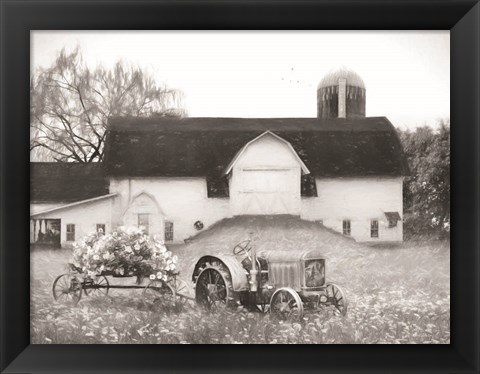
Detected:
[70,226,178,284]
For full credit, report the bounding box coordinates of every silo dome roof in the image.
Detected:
[318,67,365,89]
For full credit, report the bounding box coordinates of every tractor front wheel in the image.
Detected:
[324,283,348,316]
[270,287,304,321]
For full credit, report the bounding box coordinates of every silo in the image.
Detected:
[317,67,366,119]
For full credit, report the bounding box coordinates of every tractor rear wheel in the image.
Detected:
[195,261,234,311]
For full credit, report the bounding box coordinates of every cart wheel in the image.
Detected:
[270,287,304,321]
[169,278,190,305]
[84,276,109,298]
[325,283,348,316]
[52,273,83,305]
[143,280,176,311]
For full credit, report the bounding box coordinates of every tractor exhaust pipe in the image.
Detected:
[249,232,258,292]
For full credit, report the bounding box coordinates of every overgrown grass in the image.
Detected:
[31,217,449,344]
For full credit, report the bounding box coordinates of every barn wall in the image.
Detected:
[31,198,114,247]
[109,177,231,243]
[301,177,403,242]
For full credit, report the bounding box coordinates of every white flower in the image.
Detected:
[103,253,110,260]
[149,274,156,280]
[156,271,163,279]
[134,244,140,251]
[159,246,167,254]
[125,246,133,253]
[162,274,168,281]
[93,255,100,261]
[172,255,178,262]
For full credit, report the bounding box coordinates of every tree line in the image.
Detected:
[398,120,450,239]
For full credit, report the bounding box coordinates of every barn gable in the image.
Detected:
[226,132,307,216]
[225,131,309,176]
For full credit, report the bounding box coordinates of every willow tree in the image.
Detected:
[30,48,186,162]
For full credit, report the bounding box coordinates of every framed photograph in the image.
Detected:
[1,0,479,373]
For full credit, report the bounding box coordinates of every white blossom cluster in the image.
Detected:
[71,226,178,281]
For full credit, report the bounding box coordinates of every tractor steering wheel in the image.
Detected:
[233,240,252,256]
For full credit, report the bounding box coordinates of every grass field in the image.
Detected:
[31,216,450,344]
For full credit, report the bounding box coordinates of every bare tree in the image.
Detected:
[30,47,186,162]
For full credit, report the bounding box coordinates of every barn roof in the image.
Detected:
[31,163,109,203]
[104,116,410,193]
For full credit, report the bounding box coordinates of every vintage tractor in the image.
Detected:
[192,239,348,320]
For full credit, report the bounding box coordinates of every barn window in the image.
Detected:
[138,214,149,234]
[165,221,174,242]
[342,220,351,236]
[66,224,75,241]
[96,224,106,235]
[370,220,379,238]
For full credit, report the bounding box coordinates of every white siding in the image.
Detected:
[109,178,231,243]
[301,177,403,242]
[31,198,114,246]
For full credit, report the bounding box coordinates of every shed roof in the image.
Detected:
[31,163,109,203]
[104,116,409,183]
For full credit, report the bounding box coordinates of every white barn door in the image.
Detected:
[228,132,308,216]
[237,168,298,215]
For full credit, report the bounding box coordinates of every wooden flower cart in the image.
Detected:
[52,263,193,308]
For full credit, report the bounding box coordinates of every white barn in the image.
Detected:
[30,68,409,247]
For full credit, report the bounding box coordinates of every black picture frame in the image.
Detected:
[1,0,479,373]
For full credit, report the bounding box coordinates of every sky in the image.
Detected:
[31,31,450,129]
